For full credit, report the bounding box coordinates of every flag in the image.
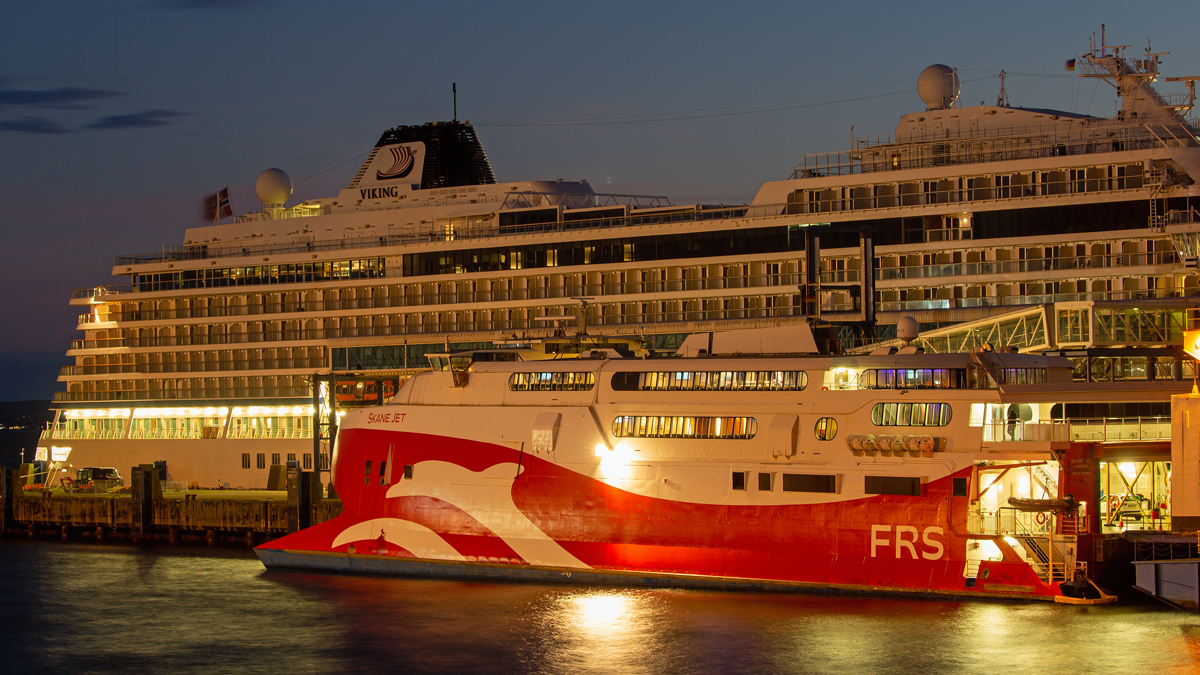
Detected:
[1065,59,1076,71]
[201,187,234,222]
[217,187,233,219]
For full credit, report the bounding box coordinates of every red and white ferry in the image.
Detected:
[257,323,1177,600]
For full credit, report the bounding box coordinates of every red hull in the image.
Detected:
[259,428,1058,600]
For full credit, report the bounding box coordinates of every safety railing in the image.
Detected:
[1066,417,1171,442]
[982,421,1071,443]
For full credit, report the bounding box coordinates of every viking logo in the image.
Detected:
[376,145,416,180]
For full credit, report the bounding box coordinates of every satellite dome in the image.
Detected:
[917,64,960,110]
[896,316,920,342]
[255,168,293,207]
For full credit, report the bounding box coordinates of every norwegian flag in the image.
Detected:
[202,187,234,222]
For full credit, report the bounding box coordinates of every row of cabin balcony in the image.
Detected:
[786,164,1146,216]
[74,250,1177,329]
[62,346,326,378]
[76,232,1175,325]
[56,374,309,402]
[66,279,1187,354]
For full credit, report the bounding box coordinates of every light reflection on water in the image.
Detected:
[3,540,1199,674]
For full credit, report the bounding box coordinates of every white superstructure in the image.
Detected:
[43,36,1200,487]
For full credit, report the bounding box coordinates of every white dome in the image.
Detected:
[896,316,920,342]
[255,168,293,206]
[917,64,959,110]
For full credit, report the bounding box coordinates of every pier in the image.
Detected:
[0,464,339,546]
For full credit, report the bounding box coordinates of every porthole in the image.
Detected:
[815,417,838,441]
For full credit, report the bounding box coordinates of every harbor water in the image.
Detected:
[2,540,1198,674]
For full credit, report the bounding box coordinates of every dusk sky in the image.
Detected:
[3,1,1197,400]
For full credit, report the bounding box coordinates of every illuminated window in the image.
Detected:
[611,415,757,439]
[508,372,596,391]
[611,371,807,392]
[870,402,952,427]
[859,368,966,389]
[815,417,838,440]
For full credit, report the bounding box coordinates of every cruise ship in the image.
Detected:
[41,35,1200,491]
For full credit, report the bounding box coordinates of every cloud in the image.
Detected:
[150,0,272,8]
[84,109,188,130]
[0,85,122,109]
[0,116,71,134]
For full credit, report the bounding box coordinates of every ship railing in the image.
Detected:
[795,118,1199,177]
[1065,416,1171,442]
[786,173,1148,214]
[53,388,312,402]
[224,428,312,440]
[969,507,1058,537]
[876,289,1184,313]
[981,421,1071,443]
[877,251,1178,281]
[40,428,126,440]
[112,201,785,267]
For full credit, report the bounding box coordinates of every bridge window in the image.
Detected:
[611,415,757,439]
[611,370,807,392]
[997,368,1046,385]
[859,368,966,389]
[508,372,596,391]
[870,402,952,427]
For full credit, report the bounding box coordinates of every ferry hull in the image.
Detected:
[258,428,1062,601]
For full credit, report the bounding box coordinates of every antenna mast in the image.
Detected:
[453,83,457,122]
[996,70,1009,107]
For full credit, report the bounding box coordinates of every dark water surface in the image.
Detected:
[2,541,1198,675]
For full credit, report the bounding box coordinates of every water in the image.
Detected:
[2,541,1199,675]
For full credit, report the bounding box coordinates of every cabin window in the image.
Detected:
[870,402,952,427]
[379,461,387,485]
[815,417,838,440]
[241,453,250,469]
[865,475,922,496]
[611,415,757,440]
[303,453,312,470]
[256,453,266,470]
[271,453,280,466]
[732,471,747,491]
[286,453,296,464]
[610,370,807,392]
[404,464,414,480]
[758,473,774,491]
[782,474,836,493]
[508,372,596,391]
[952,477,968,497]
[364,460,372,485]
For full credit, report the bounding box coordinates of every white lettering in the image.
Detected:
[922,526,945,560]
[895,525,919,559]
[870,525,890,557]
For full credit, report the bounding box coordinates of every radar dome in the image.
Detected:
[917,64,959,110]
[896,316,920,343]
[255,168,293,207]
